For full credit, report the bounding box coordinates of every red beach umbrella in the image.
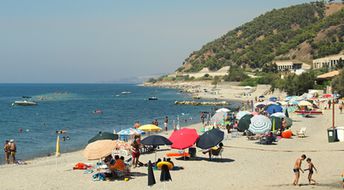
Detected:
[322,94,333,98]
[169,128,199,150]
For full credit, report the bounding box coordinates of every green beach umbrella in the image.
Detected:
[270,116,282,131]
[238,114,253,132]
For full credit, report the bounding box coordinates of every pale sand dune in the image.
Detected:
[1,106,344,190]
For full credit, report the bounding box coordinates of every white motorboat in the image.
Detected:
[12,100,37,106]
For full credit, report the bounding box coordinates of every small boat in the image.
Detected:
[121,91,131,94]
[12,100,37,106]
[295,109,322,115]
[148,97,158,100]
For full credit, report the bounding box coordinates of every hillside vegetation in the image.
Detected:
[179,2,344,73]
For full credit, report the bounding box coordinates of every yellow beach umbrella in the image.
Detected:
[55,135,60,157]
[138,124,162,132]
[298,100,312,107]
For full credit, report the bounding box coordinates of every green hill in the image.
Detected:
[179,2,344,73]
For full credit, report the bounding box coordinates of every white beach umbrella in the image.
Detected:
[236,111,251,120]
[271,112,286,118]
[248,115,272,134]
[216,108,230,113]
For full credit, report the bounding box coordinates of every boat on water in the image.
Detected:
[148,97,158,100]
[121,91,131,94]
[12,100,37,106]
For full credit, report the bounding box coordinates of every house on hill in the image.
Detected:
[315,70,340,85]
[313,54,344,70]
[273,60,310,73]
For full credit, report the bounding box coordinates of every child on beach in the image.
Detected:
[293,154,306,186]
[304,158,317,185]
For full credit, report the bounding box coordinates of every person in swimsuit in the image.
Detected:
[131,138,141,168]
[293,154,306,186]
[341,171,344,188]
[304,158,317,185]
[3,140,10,164]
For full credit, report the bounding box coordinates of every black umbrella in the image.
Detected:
[238,114,253,132]
[88,132,118,144]
[147,160,156,186]
[196,128,224,149]
[141,135,172,146]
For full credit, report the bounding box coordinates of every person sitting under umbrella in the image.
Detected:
[202,142,223,160]
[107,155,126,178]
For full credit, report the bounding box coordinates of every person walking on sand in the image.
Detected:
[164,116,168,132]
[3,140,10,164]
[9,139,16,164]
[293,154,306,186]
[304,158,317,185]
[339,102,343,114]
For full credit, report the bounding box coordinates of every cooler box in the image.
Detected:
[336,127,344,142]
[327,128,338,143]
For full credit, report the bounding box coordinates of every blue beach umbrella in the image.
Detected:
[265,104,283,115]
[269,97,278,102]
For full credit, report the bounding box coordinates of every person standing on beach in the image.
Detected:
[293,154,306,186]
[164,116,168,132]
[131,138,141,168]
[9,139,16,164]
[3,140,10,164]
[304,158,317,185]
[328,100,332,110]
[339,102,343,114]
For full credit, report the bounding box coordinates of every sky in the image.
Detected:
[0,0,313,83]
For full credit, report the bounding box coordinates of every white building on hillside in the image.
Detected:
[273,60,310,72]
[313,54,344,70]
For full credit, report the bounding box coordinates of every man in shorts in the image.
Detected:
[293,154,306,186]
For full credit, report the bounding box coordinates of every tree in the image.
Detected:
[224,65,249,82]
[332,69,344,97]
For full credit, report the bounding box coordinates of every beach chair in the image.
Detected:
[297,128,306,138]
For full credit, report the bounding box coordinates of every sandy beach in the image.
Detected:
[1,102,344,190]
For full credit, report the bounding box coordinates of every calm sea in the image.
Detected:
[0,84,238,164]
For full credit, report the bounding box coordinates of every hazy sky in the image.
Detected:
[0,0,313,83]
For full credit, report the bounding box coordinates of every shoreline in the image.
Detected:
[1,107,344,189]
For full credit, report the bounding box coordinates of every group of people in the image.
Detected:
[3,139,16,164]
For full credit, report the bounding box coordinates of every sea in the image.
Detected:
[0,84,239,164]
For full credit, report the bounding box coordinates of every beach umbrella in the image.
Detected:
[236,111,251,120]
[141,135,172,146]
[139,124,162,132]
[210,111,227,125]
[277,101,288,106]
[298,100,312,107]
[88,132,119,144]
[196,128,224,149]
[169,128,199,149]
[285,117,293,128]
[248,115,272,134]
[265,104,283,115]
[148,160,156,186]
[83,140,118,160]
[238,114,253,132]
[254,102,266,108]
[216,108,230,113]
[117,128,145,136]
[269,97,278,102]
[322,94,333,98]
[271,112,286,118]
[271,116,282,131]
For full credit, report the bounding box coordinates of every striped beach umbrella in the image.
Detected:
[248,115,272,134]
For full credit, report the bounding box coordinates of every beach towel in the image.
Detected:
[73,162,91,170]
